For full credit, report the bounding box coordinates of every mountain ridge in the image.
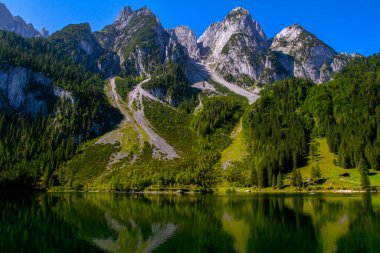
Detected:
[0,3,360,85]
[0,3,49,38]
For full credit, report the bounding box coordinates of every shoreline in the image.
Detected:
[42,188,378,195]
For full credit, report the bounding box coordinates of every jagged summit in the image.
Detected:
[116,6,132,22]
[95,5,188,77]
[113,5,160,31]
[0,3,48,38]
[270,23,332,57]
[167,25,200,59]
[226,6,250,19]
[270,23,355,83]
[271,24,324,46]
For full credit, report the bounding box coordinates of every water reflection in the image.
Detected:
[0,193,379,253]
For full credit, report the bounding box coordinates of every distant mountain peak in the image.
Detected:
[272,24,327,50]
[113,5,160,30]
[0,3,48,38]
[227,6,250,18]
[116,6,132,22]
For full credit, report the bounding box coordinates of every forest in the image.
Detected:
[0,31,121,190]
[242,54,380,189]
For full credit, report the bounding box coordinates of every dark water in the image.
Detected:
[1,193,379,253]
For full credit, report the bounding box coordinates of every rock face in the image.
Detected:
[195,7,357,85]
[0,3,49,38]
[197,7,288,85]
[0,3,357,86]
[95,6,189,77]
[0,66,55,115]
[270,24,353,83]
[167,26,200,60]
[198,7,267,62]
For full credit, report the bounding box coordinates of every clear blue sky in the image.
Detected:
[2,0,379,56]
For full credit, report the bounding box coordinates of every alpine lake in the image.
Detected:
[1,192,379,253]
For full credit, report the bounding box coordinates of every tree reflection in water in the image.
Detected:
[1,193,379,253]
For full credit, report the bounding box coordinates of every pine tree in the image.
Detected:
[311,164,322,184]
[358,158,371,191]
[296,169,303,188]
[291,169,297,187]
[277,172,284,189]
[272,176,277,189]
[251,167,258,186]
[292,169,303,189]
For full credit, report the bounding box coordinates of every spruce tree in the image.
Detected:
[311,164,322,184]
[291,169,303,188]
[358,158,371,191]
[272,176,277,189]
[277,172,284,189]
[291,169,297,187]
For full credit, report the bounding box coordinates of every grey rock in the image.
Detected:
[270,24,354,83]
[167,26,200,60]
[95,6,189,77]
[197,7,276,85]
[0,65,73,116]
[0,3,49,38]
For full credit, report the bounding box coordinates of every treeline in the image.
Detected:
[0,31,121,190]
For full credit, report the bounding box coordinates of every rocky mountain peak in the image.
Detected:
[116,6,133,22]
[0,3,10,14]
[271,24,332,58]
[167,25,200,59]
[196,6,270,85]
[270,24,353,83]
[226,6,250,19]
[0,3,49,38]
[113,6,160,31]
[271,24,318,48]
[39,27,49,38]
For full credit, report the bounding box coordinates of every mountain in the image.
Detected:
[94,6,189,77]
[197,7,280,85]
[0,3,377,192]
[48,23,119,76]
[195,7,359,85]
[0,3,49,38]
[167,25,200,60]
[270,24,356,83]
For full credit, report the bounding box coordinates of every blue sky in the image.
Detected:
[2,0,379,56]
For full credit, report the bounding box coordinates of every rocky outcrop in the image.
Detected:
[167,26,200,60]
[0,66,73,116]
[0,66,53,115]
[0,3,49,38]
[270,24,355,83]
[95,6,189,77]
[198,7,267,62]
[196,7,357,85]
[197,7,284,85]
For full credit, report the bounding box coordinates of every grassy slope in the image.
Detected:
[298,138,380,189]
[220,121,248,165]
[143,99,196,156]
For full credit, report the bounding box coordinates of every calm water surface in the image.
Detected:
[1,193,379,253]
